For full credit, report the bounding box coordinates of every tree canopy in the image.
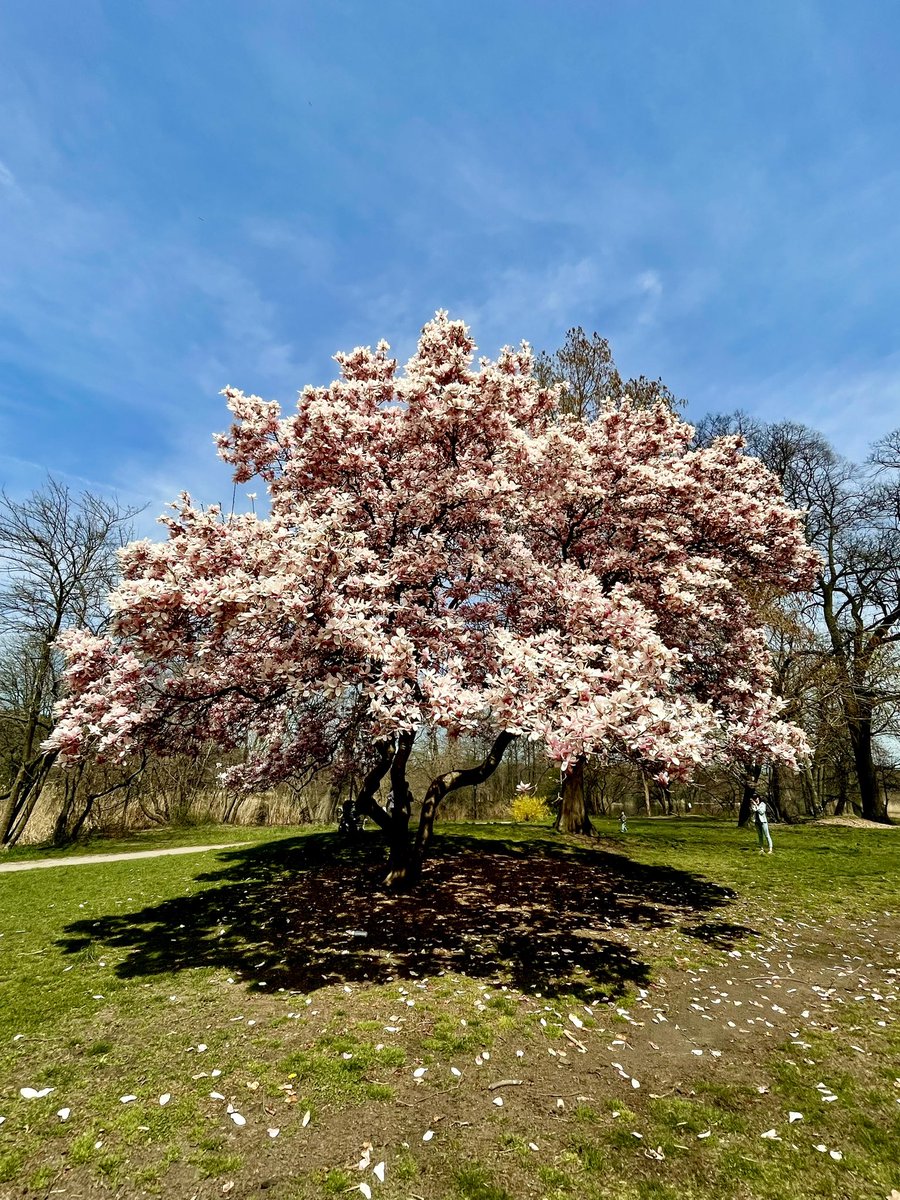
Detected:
[48,314,819,880]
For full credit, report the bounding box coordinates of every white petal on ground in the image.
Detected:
[815,1144,827,1152]
[57,1108,70,1121]
[413,1067,427,1078]
[760,1129,781,1140]
[301,1110,311,1127]
[159,1094,171,1106]
[267,1128,280,1138]
[229,1111,246,1126]
[788,1112,803,1123]
[20,1087,54,1099]
[631,1078,641,1089]
[829,1149,843,1161]
[493,1097,503,1106]
[119,1095,137,1104]
[528,1142,538,1151]
[358,1185,372,1200]
[210,1092,225,1100]
[450,1067,461,1077]
[697,1131,711,1139]
[568,1014,584,1029]
[373,1162,385,1182]
[422,1129,434,1141]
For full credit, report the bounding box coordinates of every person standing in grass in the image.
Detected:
[620,809,628,833]
[750,791,773,854]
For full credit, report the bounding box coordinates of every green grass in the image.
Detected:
[0,817,896,1198]
[454,1162,514,1199]
[0,821,305,862]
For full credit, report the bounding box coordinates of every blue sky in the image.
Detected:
[1,1,899,529]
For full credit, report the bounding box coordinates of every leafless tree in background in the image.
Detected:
[695,416,900,822]
[0,478,141,845]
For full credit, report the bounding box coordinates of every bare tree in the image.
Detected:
[0,478,141,845]
[696,416,900,823]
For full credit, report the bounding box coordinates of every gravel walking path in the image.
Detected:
[0,843,248,873]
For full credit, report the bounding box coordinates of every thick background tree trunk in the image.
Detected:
[555,756,593,835]
[848,708,889,822]
[737,765,762,827]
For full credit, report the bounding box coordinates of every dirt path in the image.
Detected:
[0,842,248,873]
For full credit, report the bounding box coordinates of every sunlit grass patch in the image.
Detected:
[0,819,896,1198]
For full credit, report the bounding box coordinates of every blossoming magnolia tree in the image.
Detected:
[49,314,819,885]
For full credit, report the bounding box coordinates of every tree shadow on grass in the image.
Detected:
[57,829,743,1002]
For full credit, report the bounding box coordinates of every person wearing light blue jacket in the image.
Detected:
[750,793,773,854]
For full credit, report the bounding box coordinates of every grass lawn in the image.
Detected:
[0,818,897,1199]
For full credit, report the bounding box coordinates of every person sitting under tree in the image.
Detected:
[750,791,773,854]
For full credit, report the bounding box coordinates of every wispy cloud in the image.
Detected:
[689,357,900,461]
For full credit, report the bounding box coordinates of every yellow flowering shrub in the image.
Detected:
[510,793,553,823]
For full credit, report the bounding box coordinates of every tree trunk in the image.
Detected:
[642,774,651,817]
[382,731,416,889]
[660,781,673,815]
[800,765,819,817]
[847,708,889,822]
[389,731,516,890]
[53,762,87,846]
[555,756,592,835]
[737,765,762,827]
[1,750,58,846]
[771,766,800,823]
[834,754,849,815]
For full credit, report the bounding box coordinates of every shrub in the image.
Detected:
[510,793,553,823]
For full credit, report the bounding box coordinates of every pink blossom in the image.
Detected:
[47,313,818,790]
